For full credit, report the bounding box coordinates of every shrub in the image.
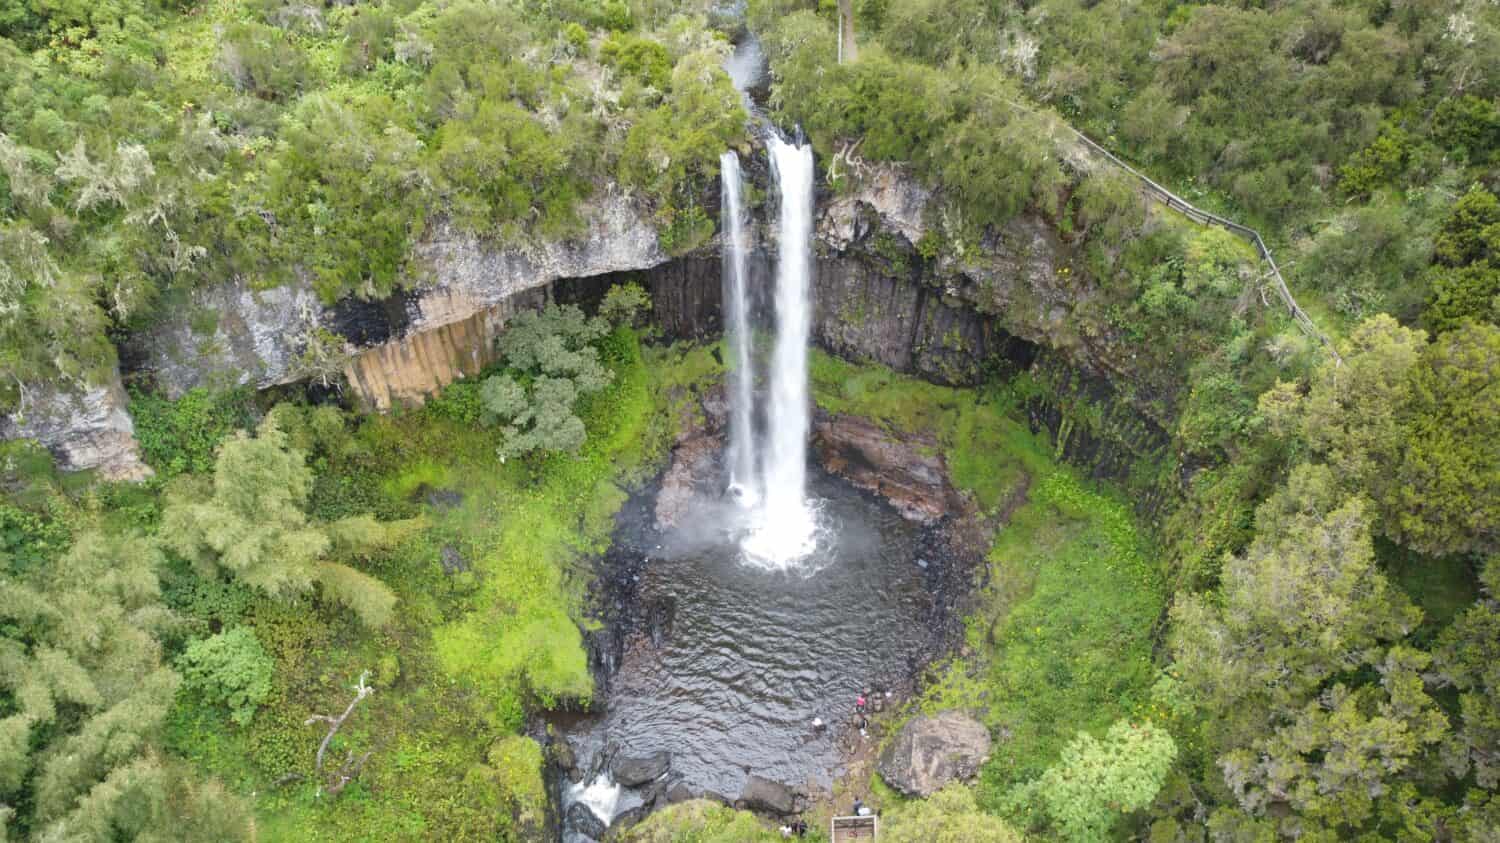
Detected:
[424,378,484,425]
[480,304,612,461]
[177,628,275,726]
[1433,95,1500,162]
[883,784,1022,843]
[216,21,312,100]
[129,387,255,478]
[601,33,671,89]
[1338,127,1412,197]
[1425,262,1500,333]
[600,281,652,328]
[1004,719,1177,843]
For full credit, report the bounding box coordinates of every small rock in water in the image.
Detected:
[611,750,671,787]
[739,774,798,815]
[566,802,608,839]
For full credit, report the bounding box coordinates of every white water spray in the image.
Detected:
[741,136,817,567]
[720,151,759,508]
[567,773,620,826]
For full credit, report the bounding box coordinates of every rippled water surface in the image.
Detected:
[574,470,936,805]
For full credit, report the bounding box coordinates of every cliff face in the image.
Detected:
[13,166,1170,484]
[813,166,1173,485]
[0,374,151,481]
[128,193,666,399]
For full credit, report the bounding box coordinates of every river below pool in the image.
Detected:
[556,466,959,838]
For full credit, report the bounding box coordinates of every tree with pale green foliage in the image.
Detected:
[0,528,251,841]
[1432,556,1500,790]
[480,303,613,462]
[1005,719,1176,842]
[1171,464,1419,730]
[884,784,1022,842]
[1265,315,1499,558]
[161,417,417,628]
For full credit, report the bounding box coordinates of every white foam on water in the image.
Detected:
[567,773,620,825]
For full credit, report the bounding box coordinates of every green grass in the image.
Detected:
[970,471,1163,798]
[146,331,725,841]
[809,350,1034,513]
[810,353,1165,808]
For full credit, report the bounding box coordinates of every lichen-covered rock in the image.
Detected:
[820,165,933,252]
[0,372,151,481]
[877,711,991,798]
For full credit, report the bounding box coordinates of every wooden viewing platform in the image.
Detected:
[831,815,877,841]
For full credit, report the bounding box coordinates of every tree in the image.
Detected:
[1217,647,1447,831]
[479,303,613,461]
[161,417,411,627]
[884,784,1021,843]
[1297,315,1423,506]
[1170,464,1419,731]
[0,529,252,840]
[176,628,274,726]
[1390,321,1500,556]
[1434,185,1500,267]
[1432,557,1500,789]
[1005,720,1176,843]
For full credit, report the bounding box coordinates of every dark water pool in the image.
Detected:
[561,468,945,834]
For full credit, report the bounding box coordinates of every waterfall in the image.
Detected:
[741,135,817,567]
[720,152,759,507]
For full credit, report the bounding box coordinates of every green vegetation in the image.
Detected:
[0,521,254,840]
[176,627,275,727]
[1004,720,1176,843]
[0,0,745,409]
[478,303,616,462]
[2,297,726,840]
[882,784,1022,842]
[620,799,781,842]
[5,0,1500,839]
[811,352,1168,832]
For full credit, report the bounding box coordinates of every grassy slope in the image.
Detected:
[162,335,723,841]
[811,351,1165,806]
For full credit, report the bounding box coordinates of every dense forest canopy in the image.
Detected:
[744,0,1500,838]
[2,0,1499,841]
[0,0,743,411]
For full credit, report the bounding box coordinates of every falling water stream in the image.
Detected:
[719,151,759,506]
[739,136,819,569]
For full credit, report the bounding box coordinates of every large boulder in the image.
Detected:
[878,711,991,797]
[566,801,607,839]
[813,413,961,523]
[0,374,151,481]
[737,774,796,814]
[611,751,671,787]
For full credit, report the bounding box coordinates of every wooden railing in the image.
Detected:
[1060,128,1340,363]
